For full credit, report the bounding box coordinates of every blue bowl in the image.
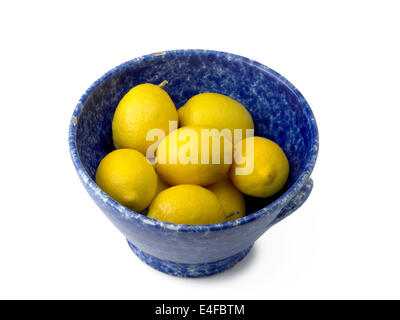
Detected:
[68,50,319,277]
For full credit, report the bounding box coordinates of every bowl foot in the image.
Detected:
[127,241,253,278]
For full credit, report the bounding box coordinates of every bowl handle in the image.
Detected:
[271,178,314,226]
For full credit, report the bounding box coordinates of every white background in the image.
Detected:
[0,0,399,300]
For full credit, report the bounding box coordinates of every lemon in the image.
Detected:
[156,126,232,186]
[112,83,178,155]
[208,179,246,221]
[95,149,157,212]
[147,184,226,225]
[230,137,289,198]
[178,93,254,141]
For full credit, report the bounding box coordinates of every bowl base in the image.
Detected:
[127,240,253,278]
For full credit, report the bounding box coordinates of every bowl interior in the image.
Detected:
[75,51,315,214]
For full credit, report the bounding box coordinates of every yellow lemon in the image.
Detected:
[156,126,232,186]
[208,179,246,221]
[95,149,157,212]
[178,93,254,141]
[147,184,226,225]
[112,82,178,155]
[230,137,289,198]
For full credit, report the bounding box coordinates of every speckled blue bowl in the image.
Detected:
[69,50,318,277]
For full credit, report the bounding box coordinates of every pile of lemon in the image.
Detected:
[96,82,289,225]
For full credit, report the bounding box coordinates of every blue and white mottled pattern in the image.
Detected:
[68,50,319,277]
[128,241,253,278]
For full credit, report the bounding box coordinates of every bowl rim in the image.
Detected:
[68,49,319,233]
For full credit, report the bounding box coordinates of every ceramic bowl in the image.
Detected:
[68,50,319,277]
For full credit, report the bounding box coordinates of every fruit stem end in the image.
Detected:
[158,80,168,88]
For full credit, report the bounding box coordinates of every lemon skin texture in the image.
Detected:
[230,137,289,198]
[178,93,254,141]
[156,126,232,186]
[208,179,246,221]
[95,149,157,212]
[147,184,226,225]
[112,83,178,155]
